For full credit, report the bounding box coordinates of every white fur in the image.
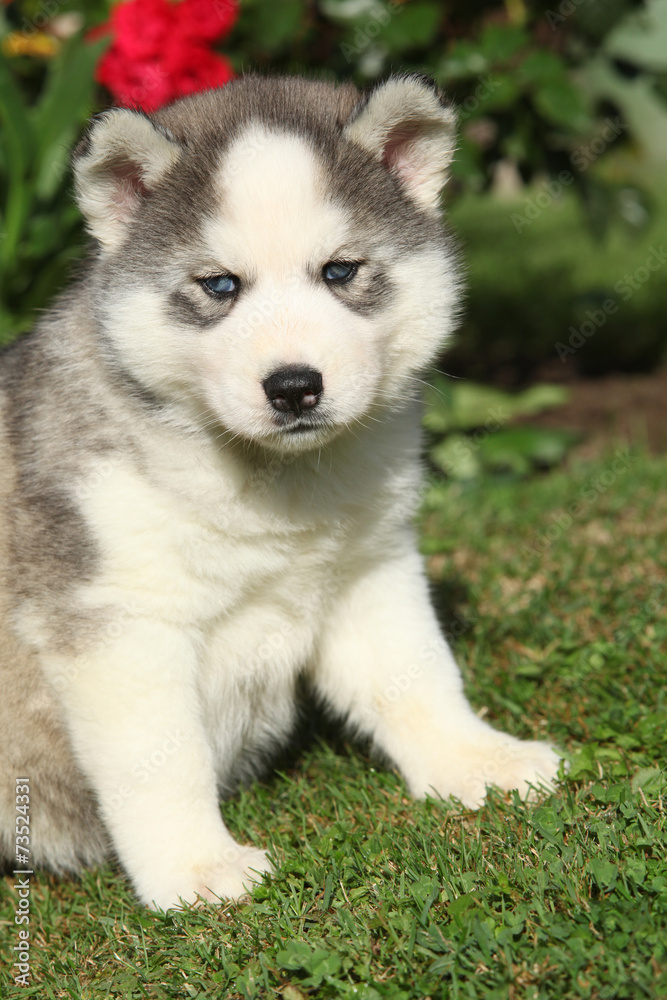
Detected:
[44,108,560,910]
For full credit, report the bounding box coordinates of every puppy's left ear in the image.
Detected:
[72,109,182,251]
[344,75,456,213]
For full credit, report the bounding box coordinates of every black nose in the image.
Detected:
[262,366,323,416]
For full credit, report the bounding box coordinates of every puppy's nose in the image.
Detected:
[263,366,323,416]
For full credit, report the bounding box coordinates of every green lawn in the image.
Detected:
[2,449,665,999]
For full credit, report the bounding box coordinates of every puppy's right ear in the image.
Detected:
[344,75,456,214]
[73,109,182,251]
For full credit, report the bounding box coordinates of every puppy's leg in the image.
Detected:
[313,541,561,808]
[47,619,270,909]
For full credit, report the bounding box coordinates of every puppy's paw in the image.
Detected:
[192,845,273,906]
[413,734,563,810]
[146,844,273,910]
[488,737,563,801]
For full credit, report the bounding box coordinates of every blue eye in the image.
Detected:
[201,273,239,297]
[323,260,358,284]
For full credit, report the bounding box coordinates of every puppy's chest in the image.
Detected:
[79,453,366,629]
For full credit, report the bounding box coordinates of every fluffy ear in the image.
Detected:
[72,109,182,250]
[344,75,456,213]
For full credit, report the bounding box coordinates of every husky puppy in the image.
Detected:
[0,75,560,910]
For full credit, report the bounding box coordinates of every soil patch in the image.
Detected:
[514,364,667,462]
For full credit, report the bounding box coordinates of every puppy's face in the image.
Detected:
[75,77,459,452]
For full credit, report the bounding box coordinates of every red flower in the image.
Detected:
[94,0,238,112]
[177,0,237,42]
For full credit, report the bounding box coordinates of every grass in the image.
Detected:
[1,447,666,999]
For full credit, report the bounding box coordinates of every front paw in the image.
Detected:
[145,844,273,910]
[413,734,562,810]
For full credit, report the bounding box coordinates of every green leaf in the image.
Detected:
[424,379,572,479]
[567,743,625,781]
[276,940,341,987]
[604,0,667,72]
[378,2,441,51]
[625,860,647,885]
[470,74,521,114]
[479,427,577,471]
[517,50,568,86]
[430,433,482,479]
[246,0,306,51]
[0,52,33,271]
[423,379,569,434]
[410,874,439,904]
[478,435,532,475]
[276,940,315,970]
[478,23,528,63]
[631,766,665,795]
[534,78,590,132]
[437,40,487,81]
[531,807,565,845]
[0,52,32,166]
[428,381,509,433]
[587,859,618,889]
[32,35,108,199]
[472,917,496,962]
[281,987,309,1000]
[425,923,451,954]
[447,891,479,923]
[512,384,570,412]
[301,950,342,986]
[584,54,667,162]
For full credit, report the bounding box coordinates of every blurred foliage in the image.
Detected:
[1,0,667,376]
[229,0,665,216]
[446,184,667,381]
[0,28,105,341]
[422,377,576,479]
